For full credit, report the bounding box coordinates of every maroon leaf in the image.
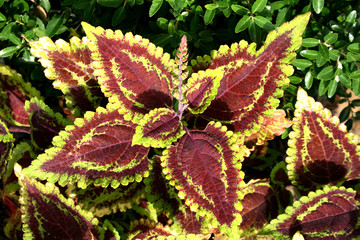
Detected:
[30,37,105,116]
[25,97,73,150]
[200,13,310,134]
[82,23,175,116]
[162,121,250,231]
[239,179,274,230]
[287,88,360,190]
[0,64,42,126]
[267,186,360,239]
[16,165,100,240]
[23,107,151,188]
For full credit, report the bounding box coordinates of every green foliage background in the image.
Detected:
[0,0,359,130]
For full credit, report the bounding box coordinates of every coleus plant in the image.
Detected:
[1,11,360,239]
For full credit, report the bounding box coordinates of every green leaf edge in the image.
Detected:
[186,68,224,115]
[24,97,73,149]
[160,121,249,236]
[286,88,360,189]
[16,164,99,239]
[0,64,42,126]
[132,108,185,148]
[22,105,151,189]
[66,182,144,218]
[81,22,176,122]
[265,185,358,238]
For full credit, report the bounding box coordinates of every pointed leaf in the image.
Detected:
[161,121,250,234]
[30,37,105,116]
[16,165,100,240]
[132,108,185,148]
[23,106,151,188]
[0,119,14,176]
[286,88,360,190]
[82,22,175,119]
[25,97,73,150]
[239,179,274,230]
[185,69,224,114]
[266,186,360,239]
[67,182,145,217]
[201,12,310,134]
[246,109,292,145]
[0,64,42,126]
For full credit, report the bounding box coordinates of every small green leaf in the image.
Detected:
[289,76,302,84]
[353,78,360,95]
[352,99,360,106]
[254,15,274,31]
[339,74,351,88]
[45,14,64,37]
[339,106,351,122]
[0,46,19,57]
[300,50,318,60]
[0,12,6,21]
[204,9,216,25]
[304,71,313,89]
[302,38,319,47]
[252,0,267,13]
[349,69,360,79]
[329,49,340,61]
[348,43,360,54]
[205,3,218,10]
[318,80,331,95]
[97,0,123,7]
[311,0,324,14]
[8,33,22,46]
[316,44,329,67]
[346,52,360,62]
[327,79,337,98]
[317,66,334,80]
[235,15,251,33]
[345,10,357,28]
[291,59,313,70]
[112,7,126,26]
[231,4,248,15]
[40,0,51,12]
[149,0,163,17]
[324,32,338,44]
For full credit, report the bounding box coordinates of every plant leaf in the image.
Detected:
[161,121,250,235]
[185,69,224,114]
[30,37,105,116]
[246,109,292,145]
[16,165,100,240]
[25,97,73,150]
[0,64,42,126]
[0,119,14,176]
[286,88,360,190]
[201,12,310,134]
[239,179,274,230]
[23,106,151,189]
[82,22,175,120]
[66,182,145,217]
[266,185,360,239]
[132,108,185,148]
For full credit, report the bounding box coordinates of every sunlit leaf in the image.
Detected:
[82,22,175,120]
[30,37,105,116]
[23,106,151,189]
[266,185,360,239]
[201,13,310,134]
[161,121,250,236]
[132,108,185,148]
[0,64,42,126]
[286,88,360,190]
